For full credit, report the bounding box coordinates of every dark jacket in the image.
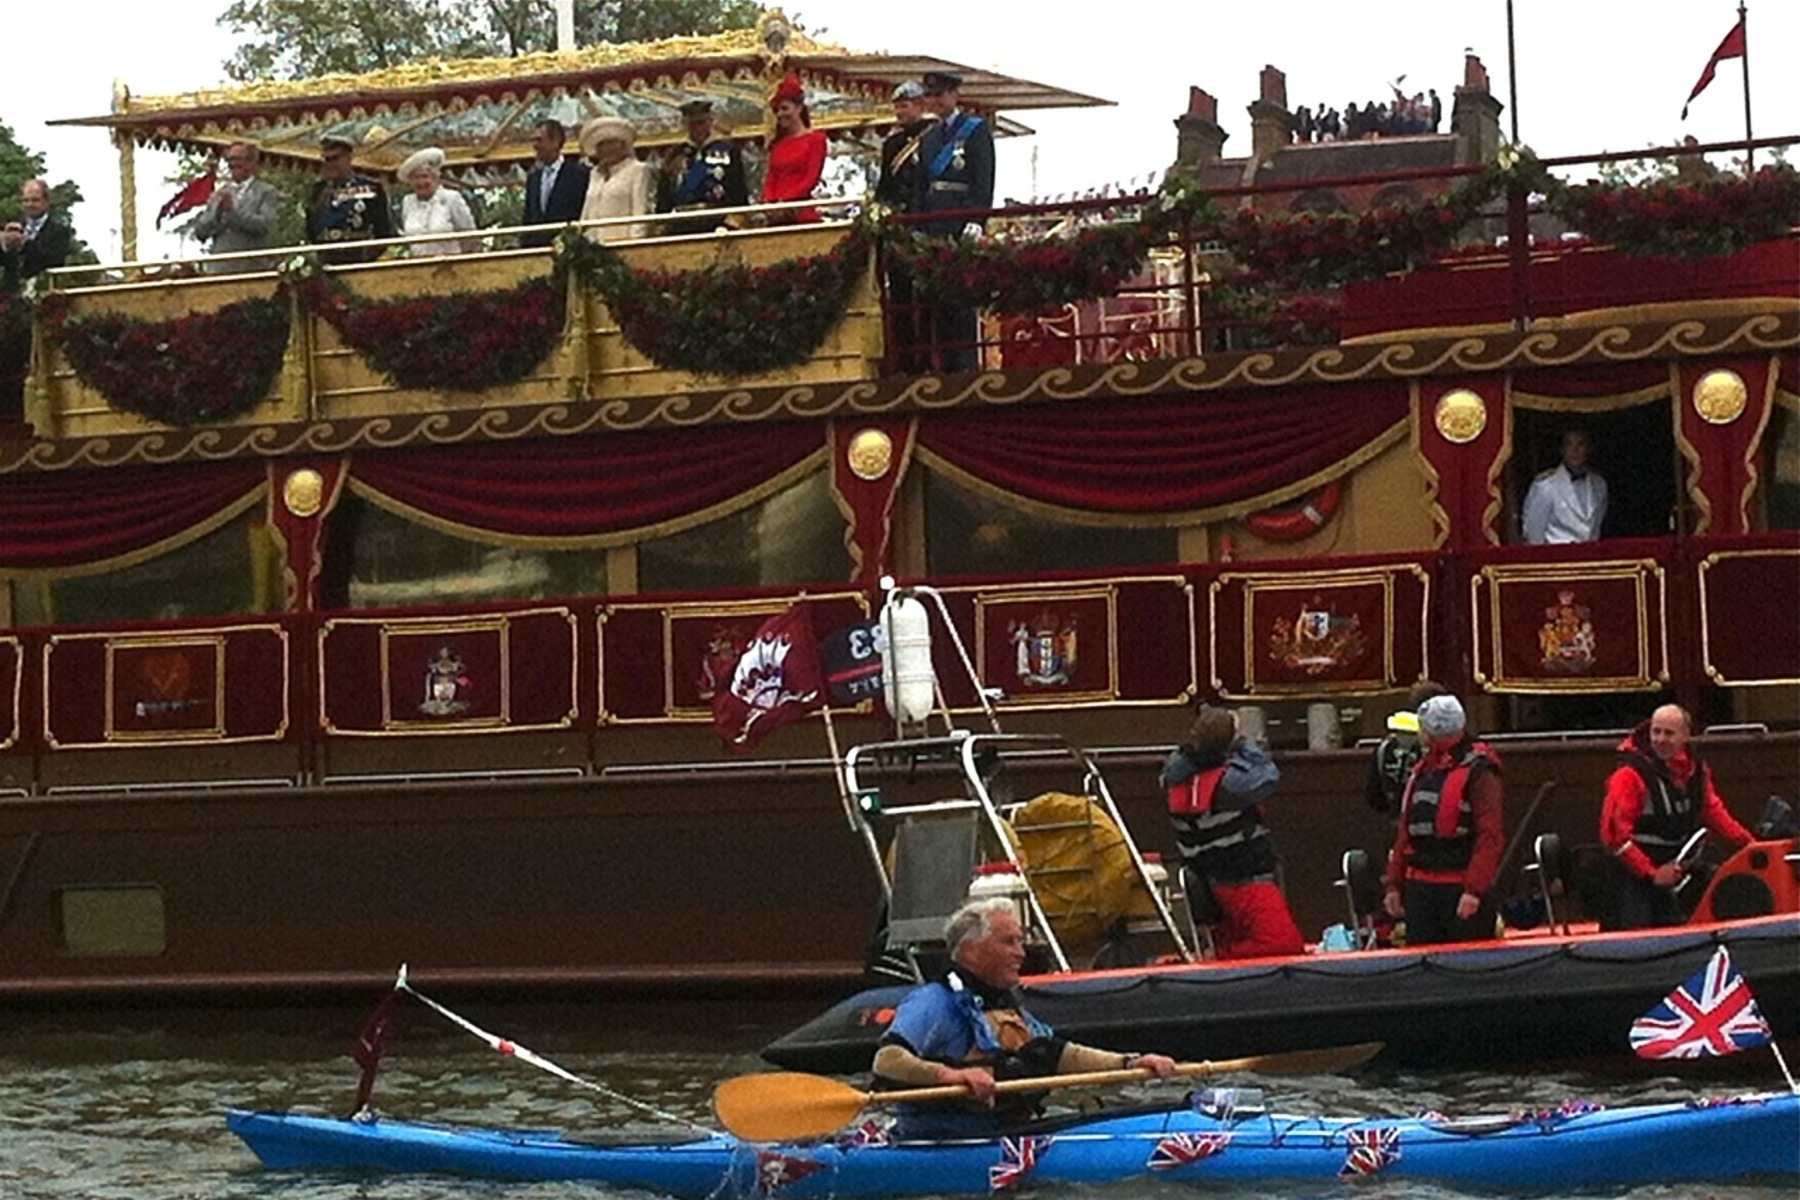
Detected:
[915,110,995,236]
[523,157,591,247]
[877,118,934,212]
[656,139,747,214]
[2,213,73,289]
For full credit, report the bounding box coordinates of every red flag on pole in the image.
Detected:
[711,604,824,750]
[1681,16,1746,119]
[157,170,217,227]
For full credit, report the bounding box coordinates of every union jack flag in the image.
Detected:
[1146,1132,1231,1170]
[1629,947,1774,1060]
[1339,1127,1401,1178]
[837,1116,893,1148]
[988,1136,1051,1191]
[756,1150,828,1194]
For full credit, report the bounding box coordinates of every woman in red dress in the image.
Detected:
[760,72,827,223]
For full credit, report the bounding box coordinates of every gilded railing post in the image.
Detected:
[24,310,52,438]
[281,281,314,420]
[562,257,590,400]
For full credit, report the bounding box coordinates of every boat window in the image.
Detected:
[637,468,850,592]
[1765,403,1800,531]
[324,496,607,609]
[1508,404,1679,541]
[7,510,272,627]
[921,465,1178,578]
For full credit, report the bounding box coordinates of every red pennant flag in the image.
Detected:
[1681,16,1746,119]
[710,604,823,750]
[157,170,217,227]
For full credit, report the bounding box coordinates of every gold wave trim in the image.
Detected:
[4,312,1795,476]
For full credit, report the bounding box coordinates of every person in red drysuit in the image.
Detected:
[1383,694,1505,945]
[1599,703,1752,930]
[1162,705,1306,960]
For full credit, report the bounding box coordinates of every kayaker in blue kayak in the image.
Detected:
[872,899,1178,1136]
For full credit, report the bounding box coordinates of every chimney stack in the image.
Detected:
[1451,53,1504,166]
[1174,86,1228,168]
[1247,64,1291,163]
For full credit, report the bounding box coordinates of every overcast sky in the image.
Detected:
[2,0,1793,263]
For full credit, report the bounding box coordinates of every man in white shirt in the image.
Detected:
[1522,429,1608,544]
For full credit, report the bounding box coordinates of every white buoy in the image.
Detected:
[882,593,935,728]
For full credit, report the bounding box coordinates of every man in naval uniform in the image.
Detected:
[656,99,748,235]
[915,71,995,372]
[1521,429,1608,544]
[878,81,934,371]
[305,133,394,264]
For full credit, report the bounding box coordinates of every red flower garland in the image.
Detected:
[40,292,290,427]
[301,274,565,392]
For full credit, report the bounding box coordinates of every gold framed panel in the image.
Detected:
[0,634,22,752]
[1470,559,1668,693]
[596,591,871,725]
[932,576,1196,713]
[41,623,291,750]
[1207,563,1430,699]
[972,585,1120,707]
[317,606,578,737]
[1697,548,1800,687]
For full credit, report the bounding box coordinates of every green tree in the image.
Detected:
[220,0,766,81]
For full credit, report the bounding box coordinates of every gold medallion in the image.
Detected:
[1692,368,1747,426]
[846,428,895,481]
[282,468,325,518]
[1433,388,1487,444]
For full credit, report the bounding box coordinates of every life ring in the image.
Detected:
[1241,480,1343,541]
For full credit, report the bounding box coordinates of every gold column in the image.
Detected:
[112,80,138,263]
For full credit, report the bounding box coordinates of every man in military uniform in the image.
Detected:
[656,99,747,235]
[878,81,934,371]
[305,133,394,263]
[915,72,995,371]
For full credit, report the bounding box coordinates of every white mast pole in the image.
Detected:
[556,0,576,51]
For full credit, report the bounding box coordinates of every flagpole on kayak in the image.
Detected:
[1772,1037,1797,1094]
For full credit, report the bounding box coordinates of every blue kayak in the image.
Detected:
[229,1090,1799,1195]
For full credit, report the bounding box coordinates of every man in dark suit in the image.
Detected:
[2,178,74,290]
[522,119,591,248]
[915,71,995,371]
[656,99,747,235]
[878,81,934,371]
[305,133,394,264]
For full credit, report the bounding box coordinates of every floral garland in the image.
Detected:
[0,292,32,419]
[37,290,290,427]
[888,220,1154,315]
[558,223,873,377]
[1205,285,1345,349]
[1548,164,1800,260]
[286,258,565,392]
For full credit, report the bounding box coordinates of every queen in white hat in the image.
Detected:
[397,146,476,256]
[578,117,654,243]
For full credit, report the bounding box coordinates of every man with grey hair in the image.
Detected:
[1382,694,1505,945]
[191,142,281,272]
[872,899,1176,1135]
[1598,703,1752,930]
[1,178,73,290]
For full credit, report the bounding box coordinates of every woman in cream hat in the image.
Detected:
[396,146,475,256]
[578,117,654,243]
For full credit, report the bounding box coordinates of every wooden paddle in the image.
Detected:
[713,1041,1383,1142]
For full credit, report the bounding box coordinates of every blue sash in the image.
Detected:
[673,144,722,205]
[927,112,985,180]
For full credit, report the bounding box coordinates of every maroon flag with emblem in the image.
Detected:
[157,170,217,227]
[710,604,824,750]
[1681,15,1746,119]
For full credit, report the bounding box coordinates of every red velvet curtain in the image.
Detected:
[914,383,1409,516]
[348,423,826,541]
[0,461,266,571]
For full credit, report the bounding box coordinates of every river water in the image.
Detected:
[0,996,1789,1200]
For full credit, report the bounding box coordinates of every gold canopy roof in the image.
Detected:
[51,12,1108,177]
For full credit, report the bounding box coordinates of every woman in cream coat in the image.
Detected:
[578,117,655,243]
[396,147,476,256]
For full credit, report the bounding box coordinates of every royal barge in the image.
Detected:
[0,15,1796,1007]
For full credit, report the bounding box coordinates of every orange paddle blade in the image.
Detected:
[714,1071,871,1142]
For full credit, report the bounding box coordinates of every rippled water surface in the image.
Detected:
[0,997,1790,1199]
